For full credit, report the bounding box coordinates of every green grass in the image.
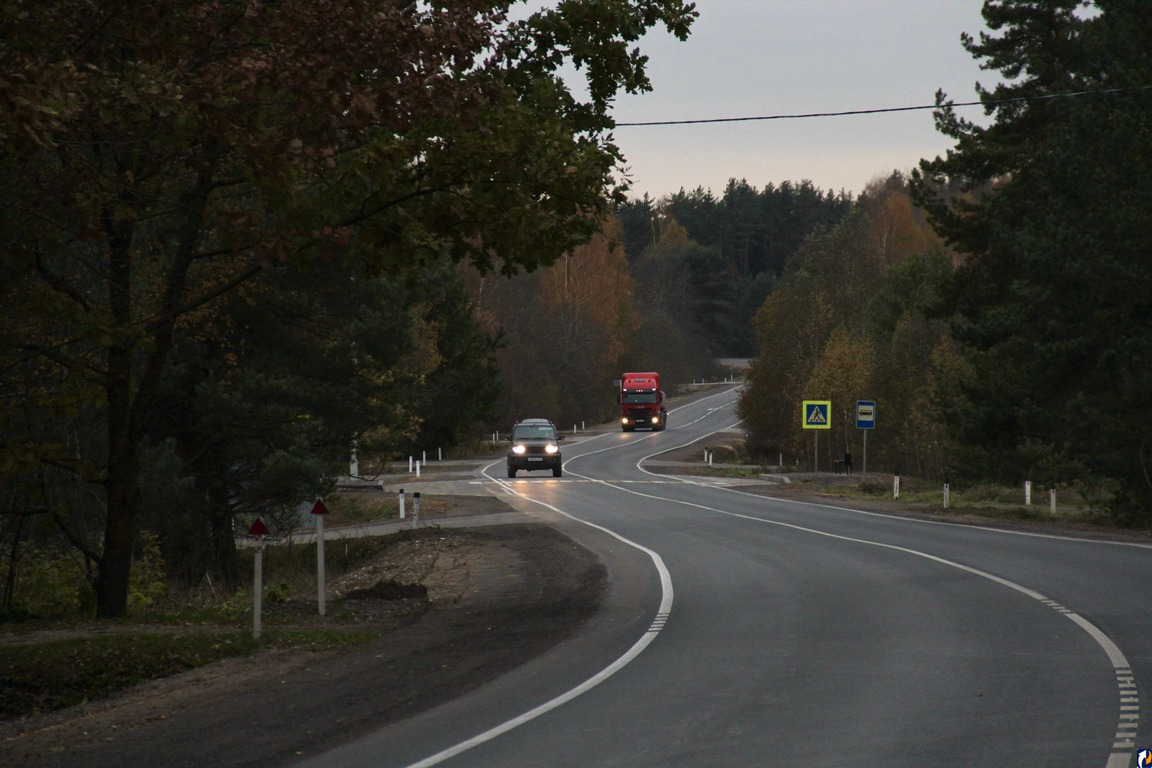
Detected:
[0,626,381,720]
[791,476,1097,525]
[0,631,256,719]
[678,465,768,479]
[0,626,383,721]
[0,526,449,721]
[323,491,399,526]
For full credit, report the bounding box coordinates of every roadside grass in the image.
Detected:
[677,464,768,479]
[665,461,1084,523]
[0,628,376,721]
[670,462,1069,523]
[323,491,400,526]
[321,490,478,528]
[648,440,1141,532]
[0,525,441,722]
[786,474,1107,526]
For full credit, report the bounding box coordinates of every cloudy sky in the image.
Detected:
[603,1,998,200]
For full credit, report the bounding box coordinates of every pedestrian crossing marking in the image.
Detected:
[470,479,676,484]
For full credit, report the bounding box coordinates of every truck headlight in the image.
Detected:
[621,417,630,425]
[651,416,661,424]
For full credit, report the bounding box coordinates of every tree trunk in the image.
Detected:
[96,318,134,613]
[3,513,28,613]
[96,429,139,618]
[93,154,214,617]
[95,198,138,619]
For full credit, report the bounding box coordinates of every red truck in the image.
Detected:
[618,372,668,432]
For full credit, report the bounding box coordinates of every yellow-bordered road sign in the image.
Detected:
[802,400,831,429]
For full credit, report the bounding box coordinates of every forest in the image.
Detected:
[479,179,852,429]
[478,0,1152,527]
[3,0,1151,621]
[739,0,1152,525]
[0,0,699,618]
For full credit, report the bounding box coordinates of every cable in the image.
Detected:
[614,85,1152,127]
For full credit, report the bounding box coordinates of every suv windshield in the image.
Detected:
[513,426,556,440]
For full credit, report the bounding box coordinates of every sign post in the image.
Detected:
[311,497,329,616]
[249,517,269,640]
[856,400,876,480]
[802,400,831,471]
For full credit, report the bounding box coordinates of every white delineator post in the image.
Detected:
[254,546,263,639]
[249,517,269,640]
[311,497,329,616]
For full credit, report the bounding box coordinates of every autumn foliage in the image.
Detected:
[0,0,698,617]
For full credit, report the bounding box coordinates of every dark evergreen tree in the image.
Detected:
[913,0,1152,519]
[627,179,851,358]
[140,258,498,588]
[615,196,659,262]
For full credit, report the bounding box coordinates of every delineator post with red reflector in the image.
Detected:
[312,497,328,616]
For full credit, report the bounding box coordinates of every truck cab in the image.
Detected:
[618,372,667,432]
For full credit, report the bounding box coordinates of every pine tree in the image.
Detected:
[912,1,1152,517]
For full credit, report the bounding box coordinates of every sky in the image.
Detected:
[602,1,998,200]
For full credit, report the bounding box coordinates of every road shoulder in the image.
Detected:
[0,522,605,768]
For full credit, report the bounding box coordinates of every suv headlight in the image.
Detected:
[545,444,559,454]
[512,444,526,455]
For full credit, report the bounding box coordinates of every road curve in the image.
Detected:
[300,387,1151,768]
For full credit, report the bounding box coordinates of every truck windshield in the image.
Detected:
[623,392,657,404]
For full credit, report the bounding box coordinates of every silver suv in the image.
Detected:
[507,419,563,478]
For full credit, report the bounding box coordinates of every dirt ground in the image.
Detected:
[0,506,606,768]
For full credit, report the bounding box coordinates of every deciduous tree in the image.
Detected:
[0,0,697,616]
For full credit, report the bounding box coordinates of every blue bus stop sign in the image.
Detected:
[856,401,876,429]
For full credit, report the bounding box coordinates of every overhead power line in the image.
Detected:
[614,85,1152,127]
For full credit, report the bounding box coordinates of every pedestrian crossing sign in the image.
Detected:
[802,400,831,429]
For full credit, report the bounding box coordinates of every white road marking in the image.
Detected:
[595,473,1141,768]
[414,391,1134,768]
[399,471,674,768]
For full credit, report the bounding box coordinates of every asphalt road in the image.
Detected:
[299,386,1152,768]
